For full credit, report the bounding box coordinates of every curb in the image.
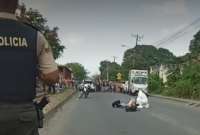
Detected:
[44,90,77,117]
[151,94,200,107]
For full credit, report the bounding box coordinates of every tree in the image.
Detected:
[18,4,65,59]
[157,48,176,64]
[166,67,182,87]
[189,30,200,57]
[66,63,87,81]
[45,27,65,59]
[165,63,200,99]
[91,74,101,82]
[99,60,122,81]
[176,53,192,64]
[148,74,163,94]
[121,45,176,79]
[99,60,111,80]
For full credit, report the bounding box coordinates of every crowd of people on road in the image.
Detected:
[95,80,128,93]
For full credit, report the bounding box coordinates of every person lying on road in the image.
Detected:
[112,98,137,112]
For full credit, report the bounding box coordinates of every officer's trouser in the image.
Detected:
[0,103,39,135]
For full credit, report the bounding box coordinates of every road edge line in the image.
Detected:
[44,90,77,117]
[151,94,200,107]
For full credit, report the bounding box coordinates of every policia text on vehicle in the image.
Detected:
[0,0,59,135]
[0,36,28,47]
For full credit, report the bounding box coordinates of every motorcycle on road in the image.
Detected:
[79,84,89,99]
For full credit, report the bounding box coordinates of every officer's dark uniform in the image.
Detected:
[0,16,39,135]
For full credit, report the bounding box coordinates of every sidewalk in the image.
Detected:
[152,94,200,107]
[43,89,76,115]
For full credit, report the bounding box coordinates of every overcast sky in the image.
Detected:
[22,0,200,75]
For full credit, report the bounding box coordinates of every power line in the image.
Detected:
[155,18,200,47]
[155,18,200,46]
[154,17,200,48]
[156,29,192,48]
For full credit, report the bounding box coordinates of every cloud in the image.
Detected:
[61,33,85,47]
[22,0,49,15]
[161,0,188,15]
[141,0,188,16]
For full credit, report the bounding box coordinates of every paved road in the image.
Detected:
[40,92,200,135]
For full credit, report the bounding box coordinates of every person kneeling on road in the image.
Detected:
[136,90,150,109]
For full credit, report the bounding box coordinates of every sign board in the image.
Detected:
[130,70,148,77]
[117,73,122,80]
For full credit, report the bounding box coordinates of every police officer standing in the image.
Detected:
[0,0,59,135]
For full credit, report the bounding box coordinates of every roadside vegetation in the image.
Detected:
[148,74,163,94]
[149,63,200,100]
[149,30,200,100]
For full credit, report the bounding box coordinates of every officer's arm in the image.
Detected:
[40,70,59,84]
[37,32,59,84]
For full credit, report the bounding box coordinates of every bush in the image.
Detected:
[149,63,200,100]
[148,74,163,94]
[164,63,200,100]
[192,84,200,99]
[174,80,192,98]
[166,67,181,87]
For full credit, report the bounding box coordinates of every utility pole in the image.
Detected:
[106,62,109,81]
[113,56,118,63]
[131,34,143,46]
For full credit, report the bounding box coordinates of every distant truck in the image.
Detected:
[128,69,148,95]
